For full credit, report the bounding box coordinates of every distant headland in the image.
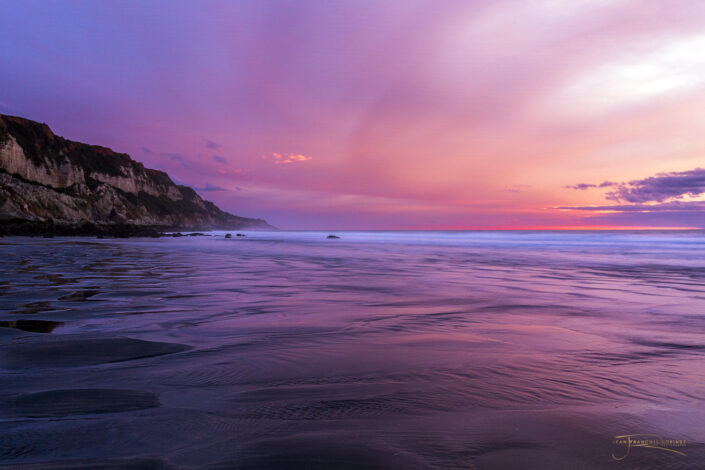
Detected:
[0,114,274,236]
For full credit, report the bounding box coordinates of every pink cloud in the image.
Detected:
[264,153,313,165]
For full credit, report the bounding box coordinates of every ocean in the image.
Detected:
[1,230,704,469]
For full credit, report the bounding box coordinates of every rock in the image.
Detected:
[236,233,246,237]
[0,218,162,237]
[172,232,184,237]
[327,234,340,239]
[225,233,232,238]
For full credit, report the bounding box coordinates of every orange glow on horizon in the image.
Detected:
[397,225,703,231]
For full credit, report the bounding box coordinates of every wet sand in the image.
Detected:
[1,231,704,468]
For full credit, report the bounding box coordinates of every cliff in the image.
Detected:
[0,114,274,231]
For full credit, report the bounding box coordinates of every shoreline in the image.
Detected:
[0,219,260,238]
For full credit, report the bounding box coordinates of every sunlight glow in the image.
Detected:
[557,34,705,116]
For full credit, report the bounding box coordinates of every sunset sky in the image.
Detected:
[2,0,705,229]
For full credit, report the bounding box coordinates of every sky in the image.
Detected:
[1,0,705,229]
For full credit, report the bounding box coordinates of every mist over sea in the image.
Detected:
[1,230,705,469]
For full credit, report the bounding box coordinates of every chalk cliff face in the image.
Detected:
[0,114,273,229]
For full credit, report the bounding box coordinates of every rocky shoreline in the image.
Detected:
[0,218,215,238]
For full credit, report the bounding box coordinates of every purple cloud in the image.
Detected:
[565,181,616,190]
[562,169,705,228]
[212,155,227,164]
[205,140,221,150]
[559,201,705,212]
[605,168,705,203]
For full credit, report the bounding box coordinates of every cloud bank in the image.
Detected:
[563,168,705,228]
[605,168,705,203]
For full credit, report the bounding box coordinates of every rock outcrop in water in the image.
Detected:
[0,114,274,233]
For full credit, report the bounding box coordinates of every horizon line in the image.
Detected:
[267,226,703,232]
